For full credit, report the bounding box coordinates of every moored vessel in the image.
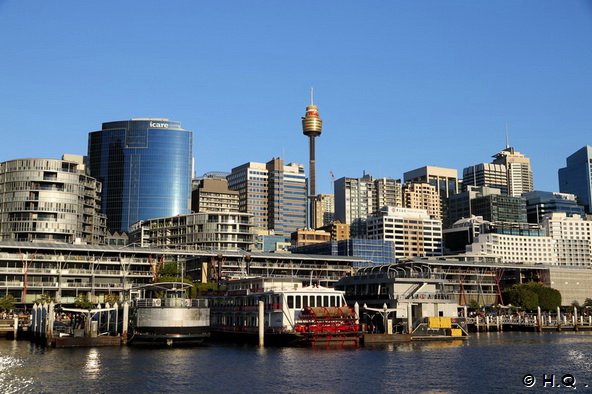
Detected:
[128,282,210,346]
[209,277,361,347]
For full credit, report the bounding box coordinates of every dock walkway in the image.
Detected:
[467,315,592,332]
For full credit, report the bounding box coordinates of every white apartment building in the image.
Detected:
[543,212,592,266]
[367,206,442,260]
[466,232,557,264]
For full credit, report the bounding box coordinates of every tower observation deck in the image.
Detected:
[302,89,323,228]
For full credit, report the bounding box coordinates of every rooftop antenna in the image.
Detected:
[310,87,314,105]
[505,123,510,149]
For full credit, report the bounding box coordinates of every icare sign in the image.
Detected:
[149,121,169,128]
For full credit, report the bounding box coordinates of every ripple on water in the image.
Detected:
[0,354,35,393]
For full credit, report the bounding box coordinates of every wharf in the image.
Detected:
[467,315,592,332]
[50,336,122,348]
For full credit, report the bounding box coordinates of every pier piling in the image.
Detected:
[258,300,264,347]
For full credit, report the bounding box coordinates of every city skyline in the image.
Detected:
[1,2,592,194]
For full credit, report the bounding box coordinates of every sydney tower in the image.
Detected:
[301,90,323,228]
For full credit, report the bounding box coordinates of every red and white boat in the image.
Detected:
[209,277,361,347]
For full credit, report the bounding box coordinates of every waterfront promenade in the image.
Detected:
[467,312,592,332]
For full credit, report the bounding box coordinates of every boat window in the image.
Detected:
[303,296,309,308]
[323,296,328,306]
[296,296,301,309]
[317,296,322,306]
[310,296,315,307]
[288,295,294,308]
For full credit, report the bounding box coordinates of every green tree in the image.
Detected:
[34,293,54,305]
[584,298,592,308]
[525,282,561,311]
[156,262,196,296]
[104,293,119,304]
[503,285,539,311]
[468,299,480,310]
[0,295,16,311]
[74,294,94,310]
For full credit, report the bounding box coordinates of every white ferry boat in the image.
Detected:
[129,282,210,346]
[209,277,361,347]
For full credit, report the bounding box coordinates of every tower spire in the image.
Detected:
[505,123,510,149]
[310,87,314,105]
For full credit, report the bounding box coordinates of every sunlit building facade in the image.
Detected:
[88,118,193,232]
[0,155,106,244]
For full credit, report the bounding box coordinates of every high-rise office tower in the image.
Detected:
[463,146,533,198]
[462,163,508,194]
[334,174,402,238]
[404,166,458,226]
[227,158,306,236]
[0,155,106,244]
[374,177,403,211]
[559,146,592,213]
[313,194,335,228]
[404,166,459,199]
[492,146,534,197]
[88,118,192,232]
[523,191,584,224]
[402,182,442,220]
[367,206,443,260]
[301,90,323,227]
[192,174,239,213]
[334,174,375,238]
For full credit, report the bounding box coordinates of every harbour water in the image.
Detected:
[1,332,592,393]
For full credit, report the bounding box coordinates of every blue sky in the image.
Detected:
[1,1,591,194]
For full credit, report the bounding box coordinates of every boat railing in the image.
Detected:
[135,298,209,308]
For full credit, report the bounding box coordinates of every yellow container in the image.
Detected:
[439,317,452,329]
[450,328,463,337]
[428,317,440,329]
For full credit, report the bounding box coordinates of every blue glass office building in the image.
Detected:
[88,119,192,232]
[559,146,592,213]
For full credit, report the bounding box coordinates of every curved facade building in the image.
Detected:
[88,118,192,232]
[0,155,106,244]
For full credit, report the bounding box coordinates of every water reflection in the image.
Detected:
[1,332,592,393]
[84,348,102,380]
[0,349,34,394]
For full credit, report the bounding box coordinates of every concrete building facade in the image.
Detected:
[334,174,402,238]
[404,166,458,226]
[462,163,508,195]
[313,193,335,229]
[466,232,557,264]
[290,228,331,247]
[403,182,442,220]
[367,207,443,260]
[227,158,307,237]
[129,212,255,251]
[492,146,534,197]
[543,212,592,266]
[0,155,106,244]
[192,175,239,213]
